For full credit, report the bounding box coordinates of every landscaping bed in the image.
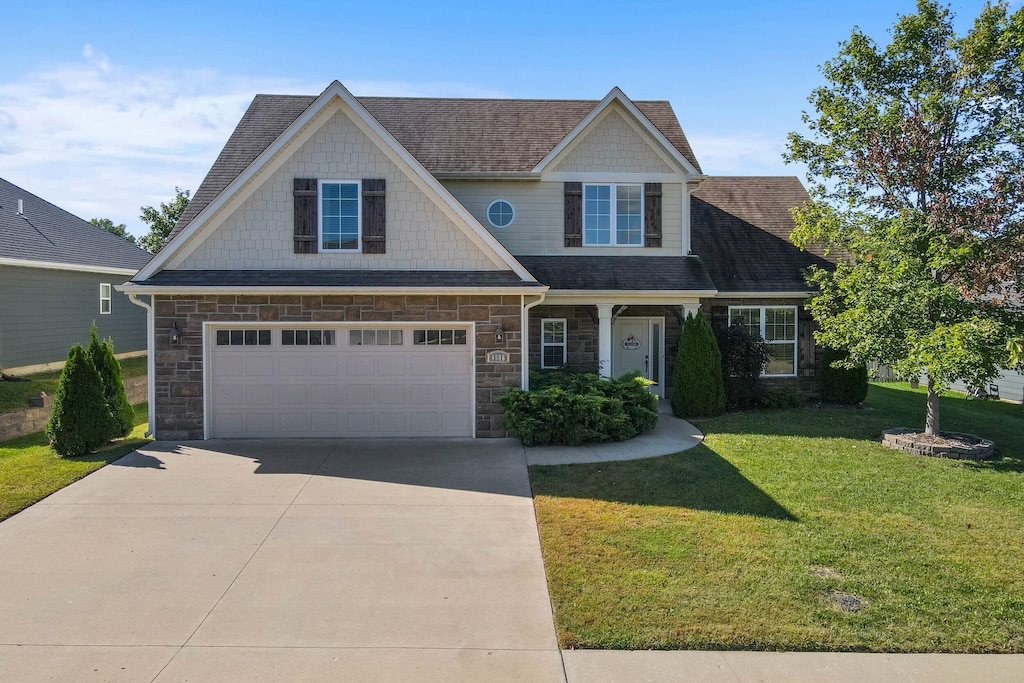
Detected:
[529,383,1024,652]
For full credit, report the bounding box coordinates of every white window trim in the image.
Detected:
[541,318,567,369]
[318,179,362,253]
[486,199,515,228]
[728,305,799,378]
[582,183,644,247]
[99,283,111,314]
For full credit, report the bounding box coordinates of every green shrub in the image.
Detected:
[716,323,771,410]
[819,346,869,404]
[87,323,134,439]
[46,344,113,456]
[671,311,725,418]
[760,385,807,409]
[501,372,658,446]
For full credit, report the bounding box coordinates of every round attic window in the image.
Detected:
[486,199,515,228]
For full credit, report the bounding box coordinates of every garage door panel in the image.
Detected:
[210,326,474,438]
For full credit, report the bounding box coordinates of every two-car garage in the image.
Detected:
[206,324,475,438]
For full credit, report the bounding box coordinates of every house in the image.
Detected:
[121,81,832,440]
[0,177,150,374]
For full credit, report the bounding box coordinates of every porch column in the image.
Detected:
[597,303,614,379]
[681,301,700,321]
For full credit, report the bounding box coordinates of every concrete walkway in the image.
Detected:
[2,415,1023,681]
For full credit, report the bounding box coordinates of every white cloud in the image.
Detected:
[0,48,321,236]
[687,131,802,178]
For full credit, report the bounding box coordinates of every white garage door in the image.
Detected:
[208,325,474,438]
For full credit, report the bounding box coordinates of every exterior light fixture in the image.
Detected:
[169,321,183,346]
[495,324,504,345]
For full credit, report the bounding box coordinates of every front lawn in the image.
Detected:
[0,403,150,521]
[530,383,1024,652]
[0,355,148,414]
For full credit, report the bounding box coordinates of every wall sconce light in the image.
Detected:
[494,324,504,345]
[169,321,183,346]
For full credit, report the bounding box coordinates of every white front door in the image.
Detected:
[611,317,665,397]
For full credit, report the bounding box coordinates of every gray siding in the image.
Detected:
[950,370,1024,403]
[0,266,146,370]
[444,180,684,256]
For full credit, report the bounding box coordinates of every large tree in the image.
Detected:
[138,187,190,254]
[89,218,137,245]
[786,0,1024,436]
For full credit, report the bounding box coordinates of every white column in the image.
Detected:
[681,301,701,321]
[597,303,614,380]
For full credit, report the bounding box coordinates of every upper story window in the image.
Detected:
[729,306,798,377]
[99,283,111,314]
[486,200,515,228]
[584,184,643,246]
[319,181,361,251]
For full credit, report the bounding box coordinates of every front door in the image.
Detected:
[611,317,665,397]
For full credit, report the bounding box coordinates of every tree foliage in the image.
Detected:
[819,346,869,405]
[87,323,134,439]
[46,345,112,457]
[785,0,1024,435]
[90,218,137,245]
[138,187,190,254]
[671,311,725,418]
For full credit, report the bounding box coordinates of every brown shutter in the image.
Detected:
[293,178,318,253]
[644,182,662,248]
[362,179,386,254]
[564,182,582,247]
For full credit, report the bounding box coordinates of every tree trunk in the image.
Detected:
[925,378,940,437]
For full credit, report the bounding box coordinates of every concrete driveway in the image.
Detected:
[0,439,564,682]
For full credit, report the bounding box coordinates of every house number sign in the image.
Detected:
[487,350,510,363]
[622,335,641,350]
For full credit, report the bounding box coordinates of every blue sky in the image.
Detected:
[0,0,1005,237]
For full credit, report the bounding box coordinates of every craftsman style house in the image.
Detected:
[122,81,831,440]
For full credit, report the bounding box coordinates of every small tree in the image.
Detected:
[46,345,112,456]
[671,311,725,418]
[138,187,191,254]
[717,324,771,410]
[87,323,134,439]
[786,0,1024,435]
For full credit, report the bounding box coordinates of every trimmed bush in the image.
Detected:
[820,346,869,405]
[716,323,771,410]
[46,344,113,456]
[760,385,807,409]
[502,371,658,446]
[87,323,134,439]
[671,311,725,418]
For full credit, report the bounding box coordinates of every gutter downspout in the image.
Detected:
[127,293,156,438]
[521,292,547,389]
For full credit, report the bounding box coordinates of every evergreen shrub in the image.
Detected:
[671,311,725,418]
[46,344,113,456]
[716,323,771,410]
[88,323,134,438]
[819,346,869,404]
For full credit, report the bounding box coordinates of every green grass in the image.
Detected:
[0,403,151,521]
[0,355,147,413]
[530,383,1024,652]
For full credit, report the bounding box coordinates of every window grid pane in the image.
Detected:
[322,182,359,250]
[541,319,566,368]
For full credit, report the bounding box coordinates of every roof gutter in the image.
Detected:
[117,284,546,296]
[432,171,541,181]
[0,257,139,276]
[126,293,155,438]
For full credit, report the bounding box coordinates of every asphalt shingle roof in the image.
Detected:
[0,177,151,271]
[174,93,701,233]
[517,256,716,292]
[691,176,834,293]
[132,269,540,289]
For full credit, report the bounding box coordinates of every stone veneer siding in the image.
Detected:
[528,306,682,390]
[153,294,522,440]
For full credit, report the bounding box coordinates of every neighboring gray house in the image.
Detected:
[0,178,151,373]
[123,81,833,440]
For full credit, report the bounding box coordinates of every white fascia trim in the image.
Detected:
[0,257,139,276]
[531,87,701,178]
[542,171,684,183]
[138,81,536,283]
[434,172,541,181]
[116,284,548,296]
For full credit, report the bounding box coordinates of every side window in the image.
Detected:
[541,318,566,369]
[320,181,360,251]
[99,283,111,314]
